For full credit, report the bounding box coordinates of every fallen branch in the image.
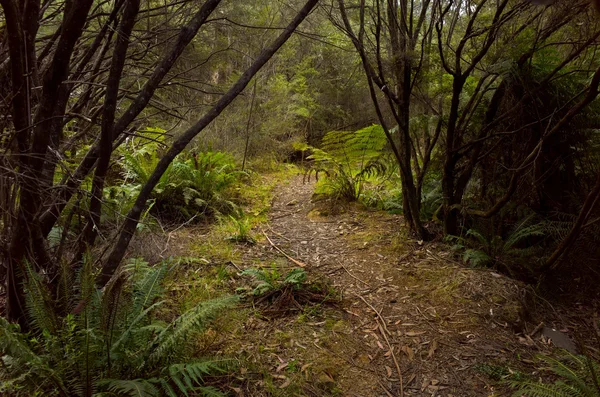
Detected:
[262,231,307,267]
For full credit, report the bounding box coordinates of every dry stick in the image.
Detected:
[378,381,395,397]
[377,316,404,397]
[354,293,403,397]
[338,262,371,287]
[262,231,307,268]
[529,321,544,338]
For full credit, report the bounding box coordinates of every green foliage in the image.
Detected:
[0,258,238,396]
[223,214,255,244]
[446,218,546,270]
[510,352,600,397]
[242,266,307,296]
[475,363,525,382]
[116,135,244,221]
[308,125,389,201]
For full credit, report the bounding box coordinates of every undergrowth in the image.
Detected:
[308,125,389,202]
[241,266,339,316]
[110,131,245,223]
[0,258,238,396]
[510,352,600,397]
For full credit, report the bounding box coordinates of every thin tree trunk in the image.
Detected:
[242,78,258,171]
[81,0,141,251]
[39,0,224,236]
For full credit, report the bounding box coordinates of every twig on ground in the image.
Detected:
[354,293,403,397]
[339,262,371,287]
[228,260,242,272]
[160,214,199,257]
[376,317,403,397]
[262,230,307,267]
[378,381,395,397]
[529,321,544,337]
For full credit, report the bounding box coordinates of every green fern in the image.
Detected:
[510,352,600,397]
[98,379,160,397]
[0,257,238,396]
[242,267,307,296]
[150,295,239,363]
[446,219,547,270]
[118,137,244,221]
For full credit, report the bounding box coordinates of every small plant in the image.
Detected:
[475,363,524,382]
[0,258,238,396]
[241,266,337,315]
[241,266,305,296]
[510,352,600,397]
[224,214,256,244]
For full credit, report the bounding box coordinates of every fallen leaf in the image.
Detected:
[385,366,393,377]
[279,377,291,389]
[276,363,288,372]
[402,345,415,361]
[406,331,426,337]
[428,340,438,358]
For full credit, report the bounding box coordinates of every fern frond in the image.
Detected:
[463,249,493,267]
[465,229,490,248]
[98,378,160,397]
[131,263,168,320]
[509,380,579,397]
[504,223,546,252]
[23,262,57,333]
[283,268,307,286]
[111,301,164,356]
[0,317,37,363]
[150,296,238,362]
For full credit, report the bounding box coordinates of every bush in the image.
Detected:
[120,139,245,222]
[0,258,238,396]
[446,217,547,274]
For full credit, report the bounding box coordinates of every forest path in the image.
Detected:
[234,174,535,396]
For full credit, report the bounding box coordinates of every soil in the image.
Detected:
[167,174,600,396]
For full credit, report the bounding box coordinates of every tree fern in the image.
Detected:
[308,125,389,201]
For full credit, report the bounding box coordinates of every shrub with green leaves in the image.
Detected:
[0,258,238,396]
[308,125,389,201]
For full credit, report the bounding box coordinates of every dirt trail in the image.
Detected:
[230,175,566,396]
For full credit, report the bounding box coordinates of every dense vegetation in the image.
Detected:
[0,0,599,395]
